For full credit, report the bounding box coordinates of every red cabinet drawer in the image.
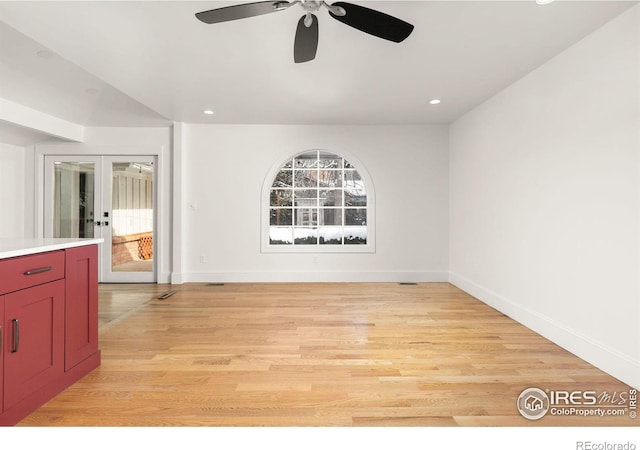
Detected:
[0,251,65,295]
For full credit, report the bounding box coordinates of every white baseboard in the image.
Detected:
[169,272,183,285]
[183,270,449,284]
[449,271,640,390]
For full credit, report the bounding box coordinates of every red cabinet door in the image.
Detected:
[64,245,99,371]
[3,280,64,410]
[0,295,4,413]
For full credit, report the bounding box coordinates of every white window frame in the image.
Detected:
[261,149,376,254]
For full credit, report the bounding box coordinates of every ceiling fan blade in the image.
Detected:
[294,14,319,64]
[196,1,292,24]
[328,2,414,43]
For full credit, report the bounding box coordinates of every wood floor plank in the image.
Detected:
[17,282,637,427]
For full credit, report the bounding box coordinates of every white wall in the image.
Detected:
[449,6,640,388]
[181,124,449,282]
[0,142,25,237]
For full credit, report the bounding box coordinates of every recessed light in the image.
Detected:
[36,50,54,59]
[203,109,215,115]
[536,0,555,4]
[429,99,441,105]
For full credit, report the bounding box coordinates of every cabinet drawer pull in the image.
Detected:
[11,319,19,353]
[23,266,53,276]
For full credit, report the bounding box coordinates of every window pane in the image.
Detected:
[270,227,293,245]
[344,171,366,206]
[320,189,342,207]
[293,189,317,207]
[344,226,367,245]
[345,192,367,206]
[111,162,154,273]
[319,152,342,169]
[272,169,292,188]
[318,169,342,188]
[53,162,95,239]
[344,160,355,169]
[345,208,367,226]
[319,226,342,245]
[294,170,317,188]
[270,208,292,226]
[344,170,362,185]
[294,228,317,245]
[270,189,292,207]
[295,208,318,226]
[294,152,318,169]
[322,208,342,226]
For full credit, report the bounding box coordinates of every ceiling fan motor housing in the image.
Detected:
[300,1,323,12]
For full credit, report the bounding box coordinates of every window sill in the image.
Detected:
[261,243,375,254]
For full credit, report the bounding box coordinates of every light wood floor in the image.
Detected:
[18,282,636,426]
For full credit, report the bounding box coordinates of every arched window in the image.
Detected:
[262,150,375,253]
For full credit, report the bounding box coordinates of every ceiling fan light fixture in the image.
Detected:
[304,12,314,27]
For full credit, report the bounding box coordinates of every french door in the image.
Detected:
[44,155,156,283]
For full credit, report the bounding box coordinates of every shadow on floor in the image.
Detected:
[98,283,169,331]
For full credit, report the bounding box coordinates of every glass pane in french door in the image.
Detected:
[110,162,153,273]
[52,161,95,238]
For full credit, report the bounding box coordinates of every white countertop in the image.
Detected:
[0,238,104,259]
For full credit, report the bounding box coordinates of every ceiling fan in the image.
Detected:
[195,1,414,63]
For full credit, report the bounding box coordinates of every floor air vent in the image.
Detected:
[399,282,418,286]
[157,290,177,299]
[207,283,225,286]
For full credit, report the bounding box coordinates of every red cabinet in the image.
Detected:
[0,244,100,425]
[0,296,4,412]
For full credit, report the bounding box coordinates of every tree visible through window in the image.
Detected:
[269,150,367,246]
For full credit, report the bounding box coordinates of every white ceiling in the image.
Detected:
[0,0,636,130]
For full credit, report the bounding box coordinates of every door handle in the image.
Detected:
[11,319,19,353]
[24,266,53,276]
